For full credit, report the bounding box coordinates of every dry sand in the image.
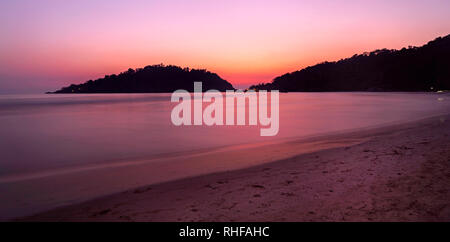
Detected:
[20,115,450,221]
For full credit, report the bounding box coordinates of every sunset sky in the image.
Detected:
[1,0,450,93]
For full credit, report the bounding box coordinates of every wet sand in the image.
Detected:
[19,115,450,221]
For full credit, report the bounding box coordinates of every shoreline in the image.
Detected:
[5,110,449,184]
[1,123,368,221]
[18,114,450,221]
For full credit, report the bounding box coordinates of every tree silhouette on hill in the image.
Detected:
[50,64,234,93]
[250,35,450,92]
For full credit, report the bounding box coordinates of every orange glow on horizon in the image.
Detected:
[1,0,450,93]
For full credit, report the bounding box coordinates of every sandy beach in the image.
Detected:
[19,114,450,222]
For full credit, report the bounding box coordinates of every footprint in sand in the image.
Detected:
[134,187,152,194]
[251,184,265,189]
[91,208,111,217]
[205,184,218,190]
[280,192,295,197]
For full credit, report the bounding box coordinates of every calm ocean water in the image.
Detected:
[0,92,449,177]
[0,92,449,219]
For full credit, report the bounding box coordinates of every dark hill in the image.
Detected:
[50,64,234,93]
[250,35,450,92]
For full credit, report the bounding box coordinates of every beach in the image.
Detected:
[20,114,450,222]
[2,0,450,229]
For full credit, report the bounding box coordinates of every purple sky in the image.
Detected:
[1,0,450,93]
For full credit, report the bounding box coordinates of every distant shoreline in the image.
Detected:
[46,90,448,94]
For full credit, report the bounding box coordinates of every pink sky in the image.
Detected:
[1,0,450,93]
